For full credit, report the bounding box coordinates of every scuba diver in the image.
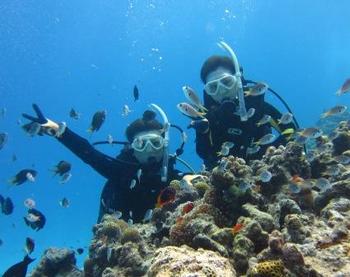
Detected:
[186,41,299,169]
[22,103,189,223]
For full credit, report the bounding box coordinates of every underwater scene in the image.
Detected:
[1,1,350,276]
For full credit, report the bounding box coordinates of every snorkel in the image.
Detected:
[149,103,170,182]
[217,41,248,121]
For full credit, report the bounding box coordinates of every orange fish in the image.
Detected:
[182,202,194,215]
[290,175,304,184]
[155,187,176,208]
[232,223,244,234]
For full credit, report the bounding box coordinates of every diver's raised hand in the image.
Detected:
[187,118,209,134]
[22,104,66,137]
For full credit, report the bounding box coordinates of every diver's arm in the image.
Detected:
[57,128,127,179]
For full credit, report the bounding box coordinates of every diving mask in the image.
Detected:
[131,132,164,152]
[204,74,238,96]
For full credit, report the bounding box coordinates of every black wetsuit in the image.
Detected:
[196,90,296,169]
[57,128,182,222]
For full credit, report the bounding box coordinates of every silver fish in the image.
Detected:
[278,112,293,125]
[324,164,341,176]
[259,170,272,183]
[336,78,350,96]
[182,86,207,112]
[122,105,132,117]
[256,115,271,127]
[245,82,268,97]
[255,134,276,146]
[129,211,133,218]
[177,102,205,119]
[315,178,331,192]
[0,132,8,150]
[217,146,230,157]
[112,210,123,219]
[298,127,323,139]
[227,128,242,135]
[136,169,142,183]
[288,183,301,194]
[128,219,133,226]
[222,141,234,149]
[246,145,261,155]
[22,122,41,137]
[107,134,113,145]
[106,247,113,262]
[129,179,136,189]
[143,209,153,222]
[321,105,347,119]
[247,108,256,119]
[26,172,36,182]
[333,154,350,165]
[60,172,72,184]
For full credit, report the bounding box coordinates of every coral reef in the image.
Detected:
[147,245,236,277]
[29,248,83,277]
[29,120,350,276]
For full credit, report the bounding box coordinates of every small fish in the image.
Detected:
[177,102,205,119]
[323,164,341,176]
[335,78,350,96]
[25,213,41,223]
[22,122,41,137]
[107,134,113,145]
[294,134,308,145]
[106,247,113,262]
[317,142,333,152]
[9,169,38,186]
[315,177,331,192]
[227,128,242,135]
[321,105,347,119]
[306,150,317,162]
[24,198,36,209]
[25,237,35,255]
[52,160,71,176]
[24,208,46,231]
[278,112,293,125]
[239,180,253,192]
[288,183,301,194]
[298,127,323,139]
[333,154,350,165]
[122,105,132,117]
[281,128,295,136]
[12,154,17,162]
[69,108,80,120]
[217,145,230,157]
[133,85,139,101]
[59,172,72,184]
[76,248,84,255]
[0,196,14,215]
[245,82,268,97]
[0,107,6,118]
[0,239,3,246]
[222,141,234,149]
[129,179,137,189]
[182,86,207,112]
[247,107,255,119]
[246,145,261,155]
[127,219,133,226]
[142,209,153,223]
[218,158,229,171]
[59,197,70,208]
[232,223,244,234]
[136,169,142,183]
[88,110,106,133]
[254,134,276,146]
[0,132,8,150]
[2,255,35,277]
[187,118,209,133]
[156,187,176,208]
[182,202,195,215]
[256,115,271,127]
[129,210,133,218]
[259,169,272,183]
[112,210,123,219]
[26,172,36,182]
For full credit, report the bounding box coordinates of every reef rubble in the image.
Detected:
[30,120,350,276]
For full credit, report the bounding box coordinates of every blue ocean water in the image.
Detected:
[0,0,350,273]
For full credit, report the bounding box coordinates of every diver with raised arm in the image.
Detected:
[22,104,188,222]
[182,42,299,169]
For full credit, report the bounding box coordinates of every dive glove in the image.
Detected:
[22,104,66,137]
[187,118,209,134]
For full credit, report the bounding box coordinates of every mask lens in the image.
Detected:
[132,134,163,151]
[205,81,218,95]
[150,136,163,149]
[220,75,235,87]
